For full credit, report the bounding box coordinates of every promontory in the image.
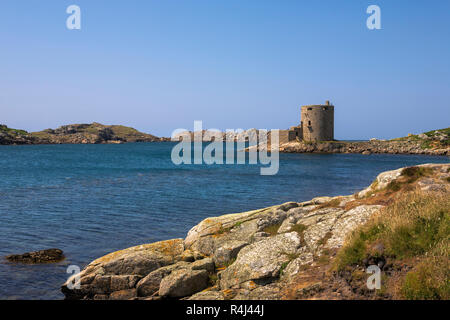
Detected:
[62,163,450,300]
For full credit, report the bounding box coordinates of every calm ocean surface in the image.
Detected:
[0,142,448,299]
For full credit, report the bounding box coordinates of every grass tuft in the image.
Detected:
[401,250,449,300]
[335,191,449,271]
[387,181,402,192]
[401,166,433,183]
[263,223,281,236]
[317,198,342,209]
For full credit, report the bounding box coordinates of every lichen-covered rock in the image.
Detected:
[159,269,209,298]
[299,208,344,249]
[191,257,215,273]
[136,261,190,297]
[184,207,269,249]
[135,257,214,298]
[232,283,283,300]
[279,138,450,155]
[88,239,184,276]
[109,289,137,300]
[277,217,297,234]
[283,252,314,278]
[219,232,303,289]
[325,205,383,249]
[61,163,450,301]
[311,196,334,204]
[358,168,403,197]
[185,204,295,258]
[255,209,287,232]
[62,239,184,299]
[213,241,249,266]
[278,202,299,212]
[110,275,141,292]
[187,290,225,300]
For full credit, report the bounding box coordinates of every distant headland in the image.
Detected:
[0,122,449,156]
[0,123,168,145]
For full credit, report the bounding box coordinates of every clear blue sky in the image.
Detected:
[1,0,449,139]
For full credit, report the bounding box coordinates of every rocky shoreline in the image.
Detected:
[279,139,449,156]
[251,128,450,156]
[276,128,450,156]
[62,163,450,300]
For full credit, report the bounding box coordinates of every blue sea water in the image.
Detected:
[0,142,448,300]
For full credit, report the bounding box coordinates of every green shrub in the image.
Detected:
[386,211,446,258]
[335,236,367,270]
[335,223,385,270]
[387,181,402,192]
[209,274,218,286]
[263,223,281,236]
[401,166,432,183]
[335,192,449,271]
[402,256,449,300]
[279,261,289,276]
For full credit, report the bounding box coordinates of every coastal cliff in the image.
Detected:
[62,163,450,300]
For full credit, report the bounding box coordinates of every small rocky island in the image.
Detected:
[6,249,65,264]
[62,163,450,300]
[0,123,167,145]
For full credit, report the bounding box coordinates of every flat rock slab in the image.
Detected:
[62,239,184,299]
[159,269,209,298]
[219,232,303,289]
[6,249,64,264]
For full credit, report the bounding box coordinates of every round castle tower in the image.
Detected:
[301,101,334,142]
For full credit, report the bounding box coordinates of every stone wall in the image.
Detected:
[288,126,302,142]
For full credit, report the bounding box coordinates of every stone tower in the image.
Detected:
[300,101,334,142]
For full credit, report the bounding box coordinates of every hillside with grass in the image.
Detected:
[31,122,164,144]
[334,191,449,299]
[0,124,38,145]
[282,165,450,300]
[392,128,450,150]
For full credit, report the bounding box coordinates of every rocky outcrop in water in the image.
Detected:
[61,163,450,300]
[6,249,65,264]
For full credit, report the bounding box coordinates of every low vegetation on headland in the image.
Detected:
[279,127,450,155]
[0,124,39,145]
[61,163,449,300]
